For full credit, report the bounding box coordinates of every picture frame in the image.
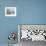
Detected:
[5,7,16,16]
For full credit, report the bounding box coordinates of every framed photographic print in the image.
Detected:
[5,7,16,16]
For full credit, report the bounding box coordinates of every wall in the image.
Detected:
[0,0,46,44]
[0,0,18,44]
[19,0,46,24]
